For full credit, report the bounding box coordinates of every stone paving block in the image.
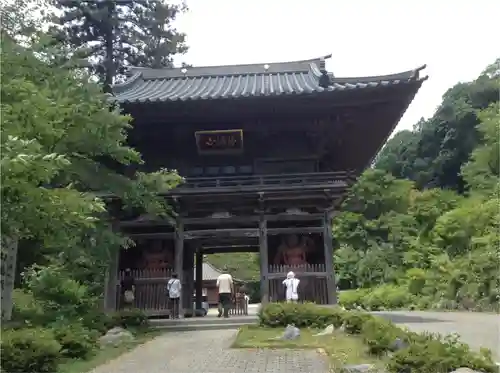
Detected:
[89,329,330,373]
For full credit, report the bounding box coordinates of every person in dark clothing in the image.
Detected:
[121,268,135,308]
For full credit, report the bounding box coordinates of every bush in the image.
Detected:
[338,288,370,310]
[386,333,498,373]
[361,317,405,355]
[339,285,415,311]
[52,323,98,359]
[342,311,373,334]
[81,311,114,334]
[258,302,345,328]
[111,308,149,329]
[11,289,48,326]
[1,328,61,373]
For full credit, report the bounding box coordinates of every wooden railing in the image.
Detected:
[173,171,352,193]
[267,263,327,279]
[118,268,172,280]
[267,264,329,305]
[230,296,249,316]
[269,277,328,304]
[116,268,172,316]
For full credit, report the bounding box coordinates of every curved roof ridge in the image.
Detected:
[126,54,331,74]
[331,65,427,84]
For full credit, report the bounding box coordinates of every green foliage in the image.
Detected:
[362,285,415,311]
[341,311,373,335]
[375,59,500,193]
[338,288,370,309]
[259,303,497,372]
[52,323,98,359]
[387,334,497,373]
[1,327,61,373]
[11,289,47,325]
[462,102,500,195]
[361,317,404,355]
[110,308,149,329]
[258,302,345,328]
[54,0,188,83]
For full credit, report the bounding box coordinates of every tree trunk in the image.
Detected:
[1,236,19,321]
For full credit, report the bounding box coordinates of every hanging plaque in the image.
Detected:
[195,129,244,154]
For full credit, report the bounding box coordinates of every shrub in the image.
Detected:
[361,317,405,355]
[81,311,114,334]
[111,308,149,329]
[11,289,48,326]
[342,311,373,334]
[338,288,370,310]
[52,323,98,359]
[258,302,345,328]
[1,327,61,373]
[387,333,498,373]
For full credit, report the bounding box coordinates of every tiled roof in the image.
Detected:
[112,55,427,104]
[194,262,224,281]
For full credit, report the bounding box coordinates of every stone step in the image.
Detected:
[150,315,258,327]
[152,321,253,332]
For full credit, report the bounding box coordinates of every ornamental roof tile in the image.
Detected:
[112,55,426,104]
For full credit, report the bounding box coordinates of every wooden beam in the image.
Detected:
[183,213,324,226]
[267,271,328,280]
[202,246,259,254]
[174,219,184,313]
[267,227,323,235]
[323,211,337,304]
[259,213,269,305]
[125,232,175,239]
[184,228,259,240]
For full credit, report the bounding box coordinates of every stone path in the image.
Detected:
[90,329,329,373]
[90,311,499,372]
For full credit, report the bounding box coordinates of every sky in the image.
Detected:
[173,0,499,134]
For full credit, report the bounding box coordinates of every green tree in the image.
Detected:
[55,0,188,84]
[461,102,500,196]
[375,59,500,193]
[0,27,181,319]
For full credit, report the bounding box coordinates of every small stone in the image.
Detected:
[313,324,335,336]
[342,363,379,372]
[99,327,134,347]
[450,369,482,373]
[390,337,408,351]
[281,324,300,340]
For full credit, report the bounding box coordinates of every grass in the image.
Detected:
[233,325,385,371]
[58,328,165,373]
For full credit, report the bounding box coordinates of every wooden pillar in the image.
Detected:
[104,247,119,312]
[183,245,194,312]
[323,211,337,304]
[195,248,203,310]
[259,213,269,305]
[175,219,184,315]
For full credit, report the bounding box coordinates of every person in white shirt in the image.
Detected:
[167,273,182,319]
[283,271,300,303]
[216,267,233,318]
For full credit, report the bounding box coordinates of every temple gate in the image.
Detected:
[103,55,426,316]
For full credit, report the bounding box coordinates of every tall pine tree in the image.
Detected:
[55,0,188,85]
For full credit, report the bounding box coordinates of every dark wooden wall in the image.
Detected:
[130,125,322,177]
